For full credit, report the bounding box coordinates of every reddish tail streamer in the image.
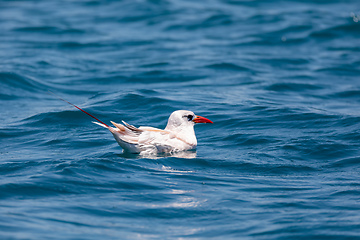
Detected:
[49,91,110,128]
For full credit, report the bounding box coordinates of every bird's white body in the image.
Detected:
[94,110,212,154]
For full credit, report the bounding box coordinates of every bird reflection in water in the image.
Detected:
[117,149,197,159]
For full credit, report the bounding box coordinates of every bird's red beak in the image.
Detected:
[193,115,213,124]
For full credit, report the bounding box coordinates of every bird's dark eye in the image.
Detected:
[187,115,194,121]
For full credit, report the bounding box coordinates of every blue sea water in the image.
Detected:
[1,0,360,239]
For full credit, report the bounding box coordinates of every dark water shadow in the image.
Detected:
[115,150,197,160]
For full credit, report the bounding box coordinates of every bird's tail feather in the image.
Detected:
[93,121,117,134]
[92,121,108,128]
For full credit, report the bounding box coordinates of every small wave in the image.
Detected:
[13,26,85,34]
[328,156,360,168]
[330,90,360,99]
[13,26,60,33]
[203,13,234,27]
[109,92,175,112]
[165,13,234,31]
[315,65,360,76]
[58,41,102,49]
[0,182,76,199]
[208,158,318,175]
[19,108,110,129]
[221,133,279,147]
[330,189,360,197]
[281,140,352,161]
[265,82,323,92]
[260,58,309,68]
[140,62,170,68]
[310,20,360,39]
[130,71,206,83]
[0,72,52,100]
[205,63,250,72]
[328,46,360,52]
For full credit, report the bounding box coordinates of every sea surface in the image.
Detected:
[1,0,360,239]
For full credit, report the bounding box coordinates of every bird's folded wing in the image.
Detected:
[110,121,142,135]
[139,126,169,134]
[108,121,142,144]
[122,121,143,133]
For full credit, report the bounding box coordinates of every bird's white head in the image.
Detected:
[165,110,213,132]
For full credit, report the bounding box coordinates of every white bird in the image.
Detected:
[50,92,213,154]
[94,110,213,154]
